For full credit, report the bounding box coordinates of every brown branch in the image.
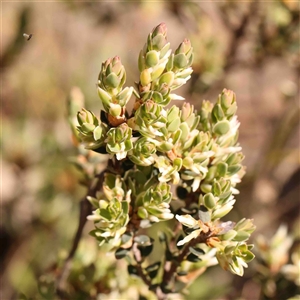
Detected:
[132,243,152,288]
[55,171,105,298]
[156,230,212,300]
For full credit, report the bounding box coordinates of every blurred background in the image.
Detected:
[1,1,299,299]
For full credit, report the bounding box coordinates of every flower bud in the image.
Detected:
[77,108,95,126]
[156,156,182,184]
[173,39,194,70]
[220,89,236,109]
[180,103,199,130]
[97,57,133,117]
[175,38,192,55]
[135,100,167,138]
[76,108,106,149]
[128,137,156,166]
[98,56,126,94]
[136,182,173,223]
[150,23,168,51]
[218,89,237,119]
[106,123,133,160]
[152,22,167,38]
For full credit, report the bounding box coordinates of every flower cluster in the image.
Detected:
[69,23,255,295]
[87,174,131,247]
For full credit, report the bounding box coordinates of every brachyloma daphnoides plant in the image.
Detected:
[67,23,256,299]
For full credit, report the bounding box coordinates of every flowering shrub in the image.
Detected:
[68,23,255,298]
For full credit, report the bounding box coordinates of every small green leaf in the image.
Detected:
[212,181,222,196]
[216,162,228,178]
[212,104,224,122]
[159,231,167,243]
[203,193,216,209]
[127,265,139,276]
[138,244,153,257]
[138,50,145,72]
[138,207,148,219]
[151,65,165,81]
[174,53,188,69]
[177,271,188,276]
[227,165,242,176]
[145,262,161,279]
[226,153,238,165]
[200,183,212,194]
[105,73,121,88]
[189,246,205,256]
[140,69,151,86]
[243,250,255,262]
[247,244,255,250]
[159,71,174,86]
[226,102,237,117]
[121,232,133,245]
[99,209,112,220]
[233,231,250,242]
[146,50,159,67]
[166,54,174,71]
[168,118,180,132]
[82,123,95,132]
[158,141,173,152]
[213,120,230,135]
[176,234,185,250]
[160,42,170,58]
[152,91,163,104]
[220,229,237,241]
[134,235,153,246]
[121,201,129,214]
[186,252,201,262]
[152,34,165,51]
[115,248,129,259]
[93,126,102,141]
[198,205,211,223]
